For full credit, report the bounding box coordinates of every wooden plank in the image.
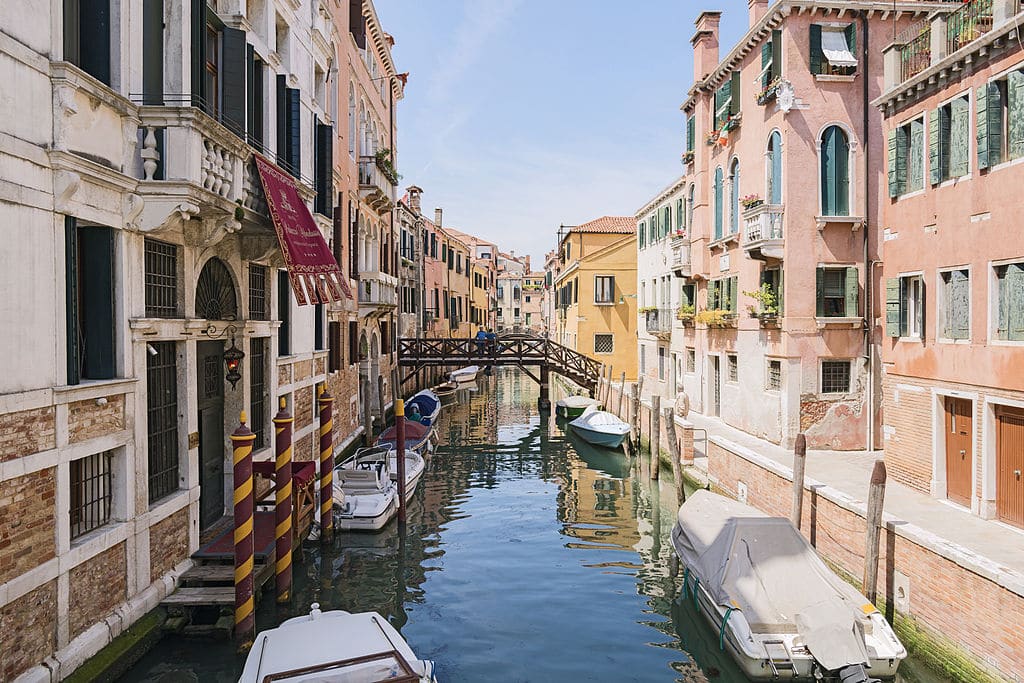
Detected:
[161,587,236,606]
[180,562,274,587]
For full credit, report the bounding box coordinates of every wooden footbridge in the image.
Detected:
[397,336,601,402]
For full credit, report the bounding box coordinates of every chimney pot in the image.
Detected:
[434,208,442,227]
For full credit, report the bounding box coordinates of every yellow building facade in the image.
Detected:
[553,217,637,380]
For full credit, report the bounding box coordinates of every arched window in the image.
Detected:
[348,84,356,156]
[676,197,684,233]
[729,159,741,234]
[195,258,237,320]
[357,103,366,157]
[713,167,724,240]
[767,131,782,205]
[820,125,850,216]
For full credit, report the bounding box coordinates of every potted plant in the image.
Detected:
[681,150,695,164]
[676,303,695,323]
[638,305,658,314]
[374,148,401,185]
[695,308,736,328]
[741,194,763,210]
[705,132,720,146]
[743,283,779,323]
[756,76,782,105]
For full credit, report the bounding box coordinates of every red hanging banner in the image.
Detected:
[254,154,351,305]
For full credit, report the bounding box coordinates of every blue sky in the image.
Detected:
[375,1,749,268]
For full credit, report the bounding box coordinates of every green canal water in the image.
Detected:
[120,369,947,682]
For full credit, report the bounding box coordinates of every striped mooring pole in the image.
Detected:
[230,411,257,644]
[318,388,334,544]
[395,399,407,524]
[272,397,293,603]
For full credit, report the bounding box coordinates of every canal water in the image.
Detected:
[122,368,946,682]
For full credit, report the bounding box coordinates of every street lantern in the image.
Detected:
[224,339,245,388]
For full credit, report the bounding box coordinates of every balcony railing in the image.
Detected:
[358,272,398,308]
[358,156,396,213]
[670,234,691,278]
[743,204,784,260]
[947,0,994,55]
[898,20,931,81]
[644,309,672,339]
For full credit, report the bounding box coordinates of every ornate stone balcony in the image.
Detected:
[358,156,396,214]
[670,234,691,278]
[358,271,398,314]
[644,309,673,340]
[743,204,785,261]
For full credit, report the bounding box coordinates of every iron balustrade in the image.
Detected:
[645,309,673,336]
[947,0,994,55]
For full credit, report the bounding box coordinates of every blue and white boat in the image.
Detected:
[568,406,631,449]
[405,389,442,426]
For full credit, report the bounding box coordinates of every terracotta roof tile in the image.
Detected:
[573,216,636,234]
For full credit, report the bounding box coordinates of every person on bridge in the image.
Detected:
[485,329,497,355]
[475,328,487,356]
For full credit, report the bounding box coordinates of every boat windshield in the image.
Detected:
[261,649,420,683]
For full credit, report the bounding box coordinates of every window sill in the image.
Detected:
[816,215,865,231]
[937,337,971,345]
[990,339,1024,347]
[593,302,617,306]
[815,317,862,329]
[708,233,739,250]
[53,377,139,403]
[895,188,925,201]
[937,174,971,188]
[896,335,924,343]
[814,74,857,82]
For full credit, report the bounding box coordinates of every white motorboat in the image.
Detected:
[240,603,437,682]
[671,490,907,682]
[568,406,631,449]
[351,445,425,498]
[555,394,602,418]
[333,452,398,532]
[449,365,479,383]
[405,389,442,426]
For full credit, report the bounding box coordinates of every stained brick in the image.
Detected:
[0,468,56,584]
[0,580,57,680]
[150,508,189,583]
[68,395,125,443]
[69,543,127,640]
[0,406,55,462]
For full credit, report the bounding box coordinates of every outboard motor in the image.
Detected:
[837,663,880,683]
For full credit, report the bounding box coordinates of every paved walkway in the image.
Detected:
[675,409,1024,590]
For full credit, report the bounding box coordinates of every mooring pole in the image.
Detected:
[538,365,550,410]
[791,433,807,530]
[272,398,293,603]
[318,388,334,544]
[664,407,685,505]
[618,372,626,419]
[230,412,256,644]
[630,382,641,453]
[863,460,887,605]
[650,394,661,481]
[362,377,374,446]
[377,374,386,420]
[395,399,407,524]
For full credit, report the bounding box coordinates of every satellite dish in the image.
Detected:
[777,80,795,114]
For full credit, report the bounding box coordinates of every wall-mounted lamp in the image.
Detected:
[204,323,245,390]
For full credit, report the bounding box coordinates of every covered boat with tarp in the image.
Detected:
[376,419,433,453]
[670,490,906,681]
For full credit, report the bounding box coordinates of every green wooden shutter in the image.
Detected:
[729,276,738,313]
[917,277,926,339]
[314,121,333,216]
[761,40,773,89]
[844,22,857,61]
[65,216,80,385]
[686,116,695,152]
[895,126,909,196]
[772,30,783,80]
[1008,70,1024,160]
[810,24,822,75]
[885,278,901,336]
[929,109,941,185]
[191,0,206,108]
[276,74,288,170]
[1007,264,1024,341]
[639,221,645,248]
[714,167,723,239]
[822,126,850,215]
[815,267,824,317]
[888,130,899,197]
[950,270,970,340]
[977,84,990,170]
[730,71,741,116]
[676,198,684,230]
[899,278,909,336]
[844,267,859,317]
[221,26,247,137]
[287,87,301,179]
[950,96,969,178]
[988,81,1004,166]
[664,206,672,237]
[80,0,111,84]
[78,225,115,380]
[909,119,924,192]
[142,0,163,104]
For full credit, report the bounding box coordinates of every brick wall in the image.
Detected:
[0,468,56,584]
[328,367,360,440]
[881,373,934,493]
[294,385,314,430]
[709,441,1024,680]
[150,507,189,583]
[0,580,56,680]
[69,542,127,640]
[278,362,291,387]
[295,432,314,462]
[0,406,55,462]
[68,394,125,443]
[314,357,325,376]
[293,359,312,383]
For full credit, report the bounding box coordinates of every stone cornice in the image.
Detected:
[635,176,689,218]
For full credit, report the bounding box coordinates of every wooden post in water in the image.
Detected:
[317,388,334,544]
[630,382,641,453]
[230,412,256,644]
[650,394,661,480]
[395,399,407,524]
[606,366,614,406]
[272,398,293,603]
[617,372,626,419]
[863,460,887,605]
[791,433,807,530]
[664,407,685,505]
[362,377,374,446]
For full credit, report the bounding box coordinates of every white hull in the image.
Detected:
[389,449,426,497]
[333,450,399,532]
[450,365,479,382]
[334,491,398,531]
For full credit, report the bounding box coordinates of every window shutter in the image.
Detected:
[951,270,970,339]
[730,71,741,116]
[191,0,206,108]
[245,43,256,137]
[1008,264,1024,341]
[909,119,924,192]
[142,0,164,104]
[810,24,822,75]
[276,74,288,170]
[639,221,645,248]
[350,204,359,278]
[950,96,969,178]
[332,200,343,269]
[761,40,772,89]
[987,81,1004,166]
[815,267,825,317]
[676,198,684,230]
[1008,70,1024,160]
[836,130,849,215]
[686,116,695,152]
[885,278,901,337]
[278,270,290,355]
[221,26,247,137]
[79,0,111,85]
[771,30,782,80]
[287,87,301,178]
[769,132,782,204]
[844,22,856,58]
[349,0,366,49]
[887,130,899,197]
[314,121,333,216]
[895,126,908,197]
[65,216,80,385]
[328,321,340,372]
[929,109,941,185]
[79,226,115,380]
[977,84,990,170]
[899,278,909,337]
[844,267,859,317]
[64,0,81,65]
[348,320,358,364]
[917,277,926,340]
[714,168,723,239]
[729,276,738,313]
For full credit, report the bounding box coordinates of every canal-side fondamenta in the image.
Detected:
[121,369,947,683]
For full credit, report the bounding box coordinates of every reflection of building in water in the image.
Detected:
[557,444,641,556]
[495,368,539,426]
[435,380,497,447]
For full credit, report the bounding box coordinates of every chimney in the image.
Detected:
[748,0,768,27]
[406,185,422,213]
[692,11,722,84]
[434,207,442,227]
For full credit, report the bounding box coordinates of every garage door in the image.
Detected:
[996,406,1024,528]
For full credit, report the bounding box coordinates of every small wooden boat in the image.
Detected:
[240,603,437,682]
[449,365,479,383]
[671,490,906,681]
[377,420,432,453]
[333,452,397,532]
[555,395,602,418]
[433,382,458,398]
[568,406,631,449]
[405,389,442,426]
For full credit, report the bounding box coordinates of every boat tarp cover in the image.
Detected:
[406,390,440,418]
[377,420,430,443]
[673,489,873,671]
[569,408,630,432]
[557,395,600,408]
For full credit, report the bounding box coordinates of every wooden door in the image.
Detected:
[197,341,225,529]
[710,356,720,417]
[996,406,1024,528]
[944,398,973,506]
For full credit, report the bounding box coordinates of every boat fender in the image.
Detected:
[719,607,735,651]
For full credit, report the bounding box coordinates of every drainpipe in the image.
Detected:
[861,10,874,454]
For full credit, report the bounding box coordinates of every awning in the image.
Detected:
[254,154,352,305]
[821,29,858,68]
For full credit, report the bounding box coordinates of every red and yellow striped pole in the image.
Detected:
[318,388,334,544]
[231,411,257,644]
[272,397,293,603]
